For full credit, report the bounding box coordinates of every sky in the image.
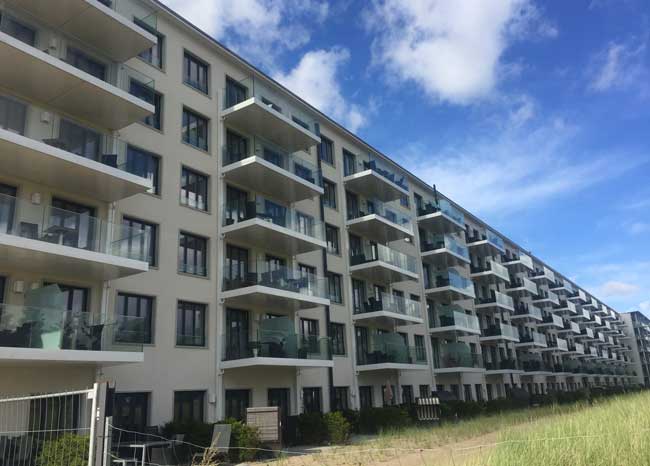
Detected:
[160,0,650,315]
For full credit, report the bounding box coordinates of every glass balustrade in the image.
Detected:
[350,240,418,274]
[357,332,426,365]
[419,233,469,260]
[416,197,465,226]
[347,197,413,232]
[343,153,408,191]
[436,343,483,369]
[434,306,480,332]
[483,323,519,340]
[355,292,422,319]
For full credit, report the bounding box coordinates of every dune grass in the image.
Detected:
[476,392,650,466]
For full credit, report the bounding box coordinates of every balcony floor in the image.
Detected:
[357,363,428,372]
[0,233,148,281]
[221,285,329,311]
[417,212,465,235]
[424,285,475,302]
[433,367,486,374]
[0,347,143,366]
[429,325,481,337]
[0,128,151,202]
[222,156,323,203]
[221,357,333,370]
[343,171,408,203]
[420,248,470,268]
[346,215,413,243]
[350,261,419,284]
[352,311,424,327]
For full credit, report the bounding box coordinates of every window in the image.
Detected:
[0,14,36,46]
[122,216,158,266]
[136,19,164,68]
[329,322,346,355]
[174,391,205,423]
[49,198,96,250]
[343,150,356,176]
[116,293,154,344]
[414,335,426,361]
[323,179,336,209]
[400,195,410,208]
[224,244,249,289]
[302,387,322,414]
[66,47,106,81]
[114,393,149,434]
[327,273,343,304]
[402,386,413,405]
[475,384,484,402]
[225,76,248,108]
[180,167,209,211]
[325,224,340,255]
[359,386,373,409]
[463,384,473,401]
[300,318,319,338]
[351,279,366,312]
[126,145,160,194]
[130,80,162,130]
[183,51,209,94]
[176,301,206,346]
[47,283,89,313]
[225,130,249,165]
[182,108,209,151]
[419,384,430,398]
[59,119,101,161]
[292,115,309,130]
[332,387,349,411]
[318,136,334,165]
[225,389,250,421]
[178,232,208,276]
[0,95,27,135]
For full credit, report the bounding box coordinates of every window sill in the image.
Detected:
[177,270,211,280]
[183,81,211,99]
[181,140,211,156]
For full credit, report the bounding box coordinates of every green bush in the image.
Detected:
[440,400,486,419]
[296,412,328,445]
[218,418,262,463]
[324,411,351,444]
[37,434,89,466]
[358,407,412,434]
[161,421,213,462]
[341,409,360,433]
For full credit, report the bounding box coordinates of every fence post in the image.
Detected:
[90,382,109,466]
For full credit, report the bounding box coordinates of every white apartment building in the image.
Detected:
[621,311,650,387]
[0,0,637,432]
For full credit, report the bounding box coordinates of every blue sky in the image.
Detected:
[162,0,650,314]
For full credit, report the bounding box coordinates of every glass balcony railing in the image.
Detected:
[222,196,324,241]
[350,241,418,274]
[542,314,564,327]
[434,306,480,332]
[436,343,483,369]
[222,75,318,137]
[426,269,475,296]
[554,338,568,351]
[513,302,543,319]
[475,291,514,309]
[466,229,505,251]
[580,328,595,339]
[416,198,465,226]
[501,251,534,269]
[482,323,519,340]
[347,198,413,232]
[357,333,427,366]
[507,276,538,294]
[419,233,469,259]
[0,193,151,262]
[521,358,552,372]
[354,292,422,320]
[0,304,144,352]
[485,359,518,371]
[222,137,323,187]
[222,318,331,362]
[222,262,329,300]
[343,154,408,191]
[471,260,510,280]
[518,331,546,346]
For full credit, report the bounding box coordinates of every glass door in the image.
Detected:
[355,326,369,364]
[225,186,249,224]
[226,308,249,359]
[345,191,359,219]
[268,388,290,429]
[49,198,96,250]
[0,184,17,234]
[225,130,248,164]
[225,245,249,289]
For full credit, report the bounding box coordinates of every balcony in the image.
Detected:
[346,199,413,243]
[567,288,587,303]
[429,305,481,336]
[5,0,158,62]
[501,251,534,273]
[433,343,484,373]
[505,276,538,297]
[510,302,543,321]
[550,338,568,353]
[350,241,419,283]
[357,333,428,371]
[466,229,505,256]
[582,298,598,310]
[0,27,154,130]
[221,317,332,369]
[529,266,556,283]
[222,264,329,311]
[416,198,465,234]
[0,100,153,201]
[520,358,552,374]
[0,304,143,365]
[583,314,602,327]
[424,268,476,301]
[558,320,581,336]
[0,193,149,280]
[470,260,511,283]
[475,291,515,312]
[480,322,520,343]
[222,76,320,153]
[515,331,547,349]
[568,308,591,321]
[485,359,522,374]
[554,300,577,315]
[343,154,408,202]
[222,142,323,203]
[420,233,470,267]
[353,292,423,326]
[575,327,597,342]
[222,197,326,255]
[537,313,564,329]
[532,290,560,307]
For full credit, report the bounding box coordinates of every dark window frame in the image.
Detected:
[325,224,340,255]
[318,135,334,166]
[178,231,208,277]
[173,390,205,423]
[327,272,343,304]
[126,145,161,195]
[122,216,158,267]
[115,292,154,344]
[183,50,209,94]
[176,301,207,347]
[323,179,337,209]
[180,166,209,211]
[329,322,346,355]
[182,108,209,151]
[135,19,164,69]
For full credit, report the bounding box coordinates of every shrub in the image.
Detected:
[296,412,328,445]
[226,419,262,463]
[37,434,89,466]
[358,407,412,434]
[161,421,213,462]
[324,411,351,444]
[341,409,360,434]
[440,400,486,419]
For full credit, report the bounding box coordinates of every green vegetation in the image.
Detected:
[37,434,89,466]
[478,392,650,466]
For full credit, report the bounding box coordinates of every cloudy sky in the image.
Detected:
[161,0,650,314]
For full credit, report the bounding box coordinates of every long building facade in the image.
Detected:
[0,0,638,429]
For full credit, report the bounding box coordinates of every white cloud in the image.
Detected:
[589,38,649,95]
[396,118,640,216]
[273,48,366,132]
[626,222,650,235]
[598,281,640,297]
[161,0,329,67]
[364,0,555,104]
[508,94,536,127]
[638,301,650,313]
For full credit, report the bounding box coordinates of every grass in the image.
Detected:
[475,392,650,466]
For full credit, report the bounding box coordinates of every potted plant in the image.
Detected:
[249,341,261,358]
